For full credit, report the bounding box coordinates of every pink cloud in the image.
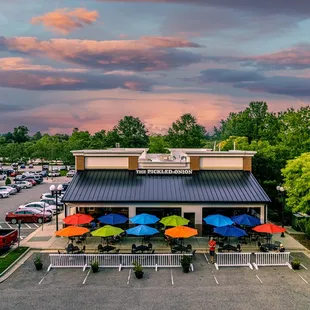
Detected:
[0,36,202,71]
[31,8,99,34]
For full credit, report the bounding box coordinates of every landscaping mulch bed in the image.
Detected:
[291,234,310,250]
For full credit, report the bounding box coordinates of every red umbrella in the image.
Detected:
[63,214,94,226]
[252,223,286,234]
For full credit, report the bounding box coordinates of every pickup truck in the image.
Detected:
[0,229,18,252]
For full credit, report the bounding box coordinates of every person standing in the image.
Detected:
[208,237,217,263]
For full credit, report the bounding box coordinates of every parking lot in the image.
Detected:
[0,253,309,310]
[0,177,67,239]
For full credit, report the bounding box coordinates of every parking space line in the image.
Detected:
[256,275,263,284]
[25,223,31,228]
[298,275,308,284]
[38,271,50,285]
[213,275,219,285]
[301,264,308,270]
[170,269,174,285]
[6,222,13,229]
[127,269,131,285]
[83,269,91,285]
[33,224,39,228]
[204,253,209,264]
[0,225,2,228]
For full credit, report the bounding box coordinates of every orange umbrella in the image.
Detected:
[165,226,198,239]
[55,226,89,237]
[63,214,94,226]
[252,223,286,234]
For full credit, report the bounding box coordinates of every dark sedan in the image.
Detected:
[5,209,52,224]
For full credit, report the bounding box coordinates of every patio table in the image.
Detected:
[135,245,149,253]
[101,245,116,253]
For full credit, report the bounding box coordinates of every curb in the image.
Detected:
[0,247,31,280]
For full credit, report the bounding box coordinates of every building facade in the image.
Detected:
[62,148,270,235]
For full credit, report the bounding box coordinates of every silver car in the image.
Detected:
[19,201,56,215]
[0,186,17,195]
[0,189,10,198]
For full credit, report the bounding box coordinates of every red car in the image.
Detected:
[5,209,52,224]
[24,179,37,186]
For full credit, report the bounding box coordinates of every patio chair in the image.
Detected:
[98,244,104,253]
[257,241,262,251]
[131,244,137,254]
[274,241,281,250]
[191,250,196,260]
[147,243,153,251]
[186,244,192,253]
[236,244,241,252]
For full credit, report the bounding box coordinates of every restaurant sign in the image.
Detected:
[136,169,193,175]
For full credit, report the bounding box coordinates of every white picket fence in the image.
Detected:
[215,253,252,270]
[48,254,86,271]
[47,253,193,272]
[253,252,291,269]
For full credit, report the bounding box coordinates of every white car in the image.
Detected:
[48,171,60,177]
[0,186,17,195]
[19,201,57,215]
[15,180,33,188]
[66,170,76,177]
[40,198,64,210]
[0,189,10,198]
[41,192,64,200]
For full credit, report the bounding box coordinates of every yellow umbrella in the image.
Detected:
[55,226,89,237]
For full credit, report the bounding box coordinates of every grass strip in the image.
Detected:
[0,247,29,274]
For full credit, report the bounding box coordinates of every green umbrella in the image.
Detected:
[160,215,189,227]
[91,225,124,237]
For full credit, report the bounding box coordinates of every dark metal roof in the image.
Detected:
[62,170,271,203]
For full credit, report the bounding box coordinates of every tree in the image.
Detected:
[5,177,11,185]
[113,116,149,148]
[12,126,29,143]
[167,113,206,148]
[90,130,107,149]
[32,131,42,141]
[282,152,310,213]
[148,135,169,153]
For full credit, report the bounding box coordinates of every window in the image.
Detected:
[24,211,32,214]
[15,211,24,214]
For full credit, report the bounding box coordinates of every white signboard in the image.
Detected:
[136,169,193,175]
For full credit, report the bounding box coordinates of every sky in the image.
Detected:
[1,0,310,135]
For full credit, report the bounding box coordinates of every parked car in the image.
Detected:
[23,175,43,184]
[23,178,37,186]
[18,201,56,215]
[48,171,60,177]
[59,166,67,171]
[0,189,10,198]
[9,184,22,193]
[11,163,18,169]
[40,198,64,210]
[6,169,14,176]
[20,164,26,169]
[0,174,6,181]
[17,207,52,218]
[29,164,34,168]
[41,192,64,201]
[39,170,48,177]
[0,186,17,195]
[66,170,76,177]
[5,209,52,224]
[62,182,70,191]
[0,229,18,251]
[10,171,20,177]
[14,180,32,189]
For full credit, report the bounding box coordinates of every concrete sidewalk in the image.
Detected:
[21,215,309,253]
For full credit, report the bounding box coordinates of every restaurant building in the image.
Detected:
[62,148,270,234]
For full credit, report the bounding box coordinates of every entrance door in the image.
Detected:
[184,212,195,228]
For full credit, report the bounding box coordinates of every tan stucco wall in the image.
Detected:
[200,157,243,170]
[84,156,129,169]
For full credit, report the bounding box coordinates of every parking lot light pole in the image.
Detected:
[50,184,63,232]
[276,185,286,238]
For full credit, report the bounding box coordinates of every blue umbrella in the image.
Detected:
[232,214,261,227]
[214,225,247,237]
[203,214,234,227]
[130,213,159,225]
[126,225,159,236]
[98,213,128,225]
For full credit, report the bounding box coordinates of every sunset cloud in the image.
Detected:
[31,8,99,34]
[242,44,310,70]
[0,36,202,71]
[0,61,155,91]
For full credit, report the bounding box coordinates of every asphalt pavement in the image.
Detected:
[0,253,309,310]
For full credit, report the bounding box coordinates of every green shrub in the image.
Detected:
[5,177,11,185]
[298,219,307,232]
[305,223,310,239]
